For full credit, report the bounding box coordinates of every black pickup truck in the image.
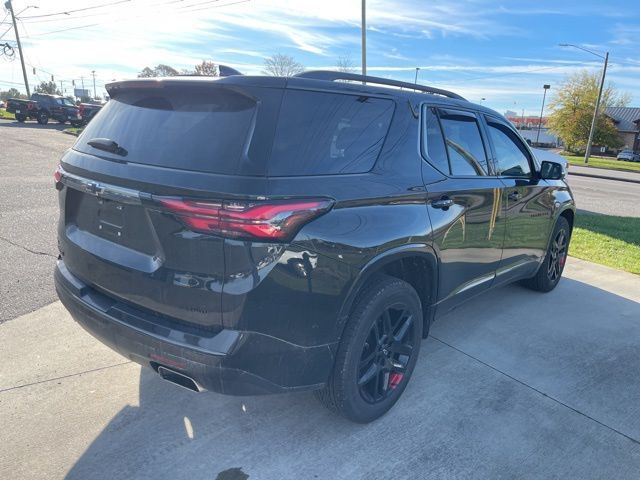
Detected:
[78,102,104,125]
[6,94,82,126]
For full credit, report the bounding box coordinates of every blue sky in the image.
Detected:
[1,0,639,114]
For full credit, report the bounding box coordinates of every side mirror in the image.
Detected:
[539,160,564,180]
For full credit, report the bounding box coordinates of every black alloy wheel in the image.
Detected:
[315,275,423,423]
[547,228,568,283]
[522,215,571,292]
[358,304,415,404]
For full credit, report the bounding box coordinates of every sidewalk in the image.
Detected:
[569,164,640,184]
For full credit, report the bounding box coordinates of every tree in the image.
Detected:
[194,60,218,76]
[0,88,26,101]
[137,64,179,78]
[34,81,61,95]
[336,55,356,73]
[547,70,629,153]
[263,54,304,77]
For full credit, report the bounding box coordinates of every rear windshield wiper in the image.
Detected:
[87,138,128,157]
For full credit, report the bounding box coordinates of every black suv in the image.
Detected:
[54,71,575,422]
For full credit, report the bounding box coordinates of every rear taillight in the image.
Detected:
[53,164,64,184]
[157,197,333,241]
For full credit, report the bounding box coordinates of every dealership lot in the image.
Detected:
[2,120,640,479]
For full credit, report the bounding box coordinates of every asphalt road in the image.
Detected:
[567,173,640,217]
[0,119,638,323]
[0,120,73,322]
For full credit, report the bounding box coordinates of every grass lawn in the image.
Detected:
[0,108,15,120]
[63,127,83,136]
[570,212,640,275]
[563,154,640,173]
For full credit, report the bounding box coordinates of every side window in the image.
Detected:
[486,119,532,177]
[422,107,449,173]
[438,109,489,176]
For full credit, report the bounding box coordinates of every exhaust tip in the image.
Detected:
[156,366,202,393]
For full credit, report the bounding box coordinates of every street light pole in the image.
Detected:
[559,43,609,164]
[536,84,551,145]
[361,0,366,79]
[584,51,608,164]
[5,0,30,97]
[91,70,97,99]
[414,67,420,84]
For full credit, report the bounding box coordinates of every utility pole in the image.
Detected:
[5,0,30,97]
[60,80,64,95]
[559,44,609,165]
[584,51,609,164]
[91,70,97,99]
[361,0,366,80]
[536,84,551,145]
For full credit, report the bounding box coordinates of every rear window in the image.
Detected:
[75,87,257,174]
[269,90,394,176]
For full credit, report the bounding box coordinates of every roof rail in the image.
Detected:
[295,70,466,101]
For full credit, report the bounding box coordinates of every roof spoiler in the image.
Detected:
[218,65,243,77]
[295,70,465,101]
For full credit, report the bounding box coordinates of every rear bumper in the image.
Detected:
[55,260,334,395]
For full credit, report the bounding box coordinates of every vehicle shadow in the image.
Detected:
[63,275,640,480]
[0,119,69,131]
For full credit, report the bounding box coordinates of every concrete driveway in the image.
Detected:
[2,257,640,480]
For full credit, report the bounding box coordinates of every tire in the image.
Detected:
[522,216,571,292]
[37,111,49,125]
[15,114,26,123]
[58,119,66,124]
[315,275,423,423]
[70,121,82,128]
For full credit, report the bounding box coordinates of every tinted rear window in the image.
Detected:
[75,87,257,174]
[269,90,394,176]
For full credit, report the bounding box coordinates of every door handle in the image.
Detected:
[507,191,521,201]
[431,197,454,210]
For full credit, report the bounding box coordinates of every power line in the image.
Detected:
[0,79,25,85]
[27,23,102,37]
[17,0,132,20]
[18,0,188,24]
[25,0,247,37]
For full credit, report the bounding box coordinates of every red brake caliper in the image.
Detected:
[559,254,566,268]
[389,372,403,389]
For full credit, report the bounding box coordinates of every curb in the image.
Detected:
[568,170,640,185]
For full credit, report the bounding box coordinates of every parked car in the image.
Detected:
[0,100,5,108]
[6,93,82,125]
[616,149,640,162]
[54,71,575,423]
[6,97,37,121]
[78,102,104,125]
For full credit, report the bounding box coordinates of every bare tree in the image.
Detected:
[194,60,218,76]
[138,64,179,77]
[263,54,304,77]
[336,55,356,73]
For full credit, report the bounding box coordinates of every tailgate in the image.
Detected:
[58,169,226,330]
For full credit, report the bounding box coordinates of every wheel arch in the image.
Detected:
[337,244,438,339]
[559,207,575,232]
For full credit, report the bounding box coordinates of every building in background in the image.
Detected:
[605,107,640,152]
[504,113,561,148]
